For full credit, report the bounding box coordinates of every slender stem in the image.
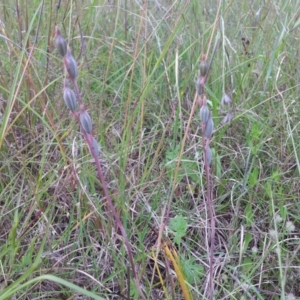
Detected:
[72,79,82,107]
[72,78,146,300]
[58,27,146,299]
[200,81,215,300]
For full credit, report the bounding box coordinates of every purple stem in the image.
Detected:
[69,73,146,300]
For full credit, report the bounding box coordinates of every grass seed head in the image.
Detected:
[286,293,296,300]
[269,229,277,239]
[286,221,295,233]
[275,214,283,223]
[251,246,258,254]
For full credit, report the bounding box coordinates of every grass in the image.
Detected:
[1,0,300,299]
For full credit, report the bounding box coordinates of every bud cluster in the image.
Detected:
[220,92,234,125]
[55,26,99,157]
[196,56,213,165]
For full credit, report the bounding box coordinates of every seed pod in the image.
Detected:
[80,110,92,134]
[205,146,213,165]
[63,87,77,111]
[65,47,78,80]
[200,104,210,123]
[200,60,209,77]
[204,115,214,138]
[89,137,99,157]
[55,27,67,57]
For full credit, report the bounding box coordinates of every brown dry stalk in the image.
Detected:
[151,250,170,299]
[162,241,192,300]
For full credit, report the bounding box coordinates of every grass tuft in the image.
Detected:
[1,1,300,299]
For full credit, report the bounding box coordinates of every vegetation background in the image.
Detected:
[1,0,300,299]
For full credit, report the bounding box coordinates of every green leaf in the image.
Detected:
[0,275,106,300]
[242,256,253,273]
[245,203,253,226]
[251,122,260,141]
[169,215,187,245]
[249,167,258,187]
[243,232,253,252]
[182,257,204,285]
[130,279,140,299]
[181,159,199,183]
[279,205,287,221]
[215,151,222,178]
[165,144,180,177]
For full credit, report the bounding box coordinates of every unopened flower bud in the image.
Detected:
[204,115,214,138]
[89,137,99,157]
[221,93,232,107]
[196,76,204,96]
[65,47,78,80]
[63,86,77,112]
[80,110,92,134]
[221,111,234,125]
[200,60,209,77]
[55,27,67,57]
[205,146,213,165]
[200,104,210,123]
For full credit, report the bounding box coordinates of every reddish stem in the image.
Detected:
[200,89,215,300]
[71,77,146,300]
